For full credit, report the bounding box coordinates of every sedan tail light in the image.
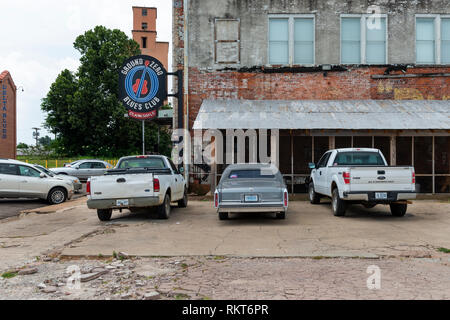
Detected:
[343,172,351,184]
[153,178,160,193]
[214,191,219,208]
[86,180,91,195]
[283,190,288,207]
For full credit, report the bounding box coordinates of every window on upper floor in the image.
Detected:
[142,8,148,16]
[416,15,450,64]
[142,22,148,30]
[214,18,240,64]
[268,15,315,65]
[341,15,387,64]
[142,37,147,49]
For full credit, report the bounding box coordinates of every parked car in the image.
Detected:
[0,159,74,204]
[33,164,82,193]
[50,160,113,181]
[214,163,289,220]
[308,148,416,217]
[87,155,187,221]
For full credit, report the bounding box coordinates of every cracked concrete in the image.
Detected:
[58,199,450,259]
[0,199,449,274]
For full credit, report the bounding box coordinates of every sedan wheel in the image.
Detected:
[48,187,67,205]
[219,212,229,220]
[276,212,286,219]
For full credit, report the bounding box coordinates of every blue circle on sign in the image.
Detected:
[125,65,159,104]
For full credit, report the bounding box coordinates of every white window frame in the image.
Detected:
[415,14,450,65]
[340,14,388,64]
[268,14,315,66]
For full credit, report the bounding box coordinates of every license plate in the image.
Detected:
[116,199,129,206]
[244,195,258,202]
[375,192,387,200]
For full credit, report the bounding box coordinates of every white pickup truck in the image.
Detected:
[308,148,416,217]
[87,155,187,221]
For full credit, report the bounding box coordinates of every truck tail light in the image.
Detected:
[153,178,160,193]
[284,190,288,207]
[412,170,416,184]
[343,172,351,184]
[86,180,91,195]
[214,192,219,208]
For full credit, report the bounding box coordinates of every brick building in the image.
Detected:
[173,0,450,194]
[132,6,169,70]
[0,70,17,159]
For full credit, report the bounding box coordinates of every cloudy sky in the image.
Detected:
[0,0,172,145]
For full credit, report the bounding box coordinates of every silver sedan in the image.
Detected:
[50,160,113,181]
[214,164,289,220]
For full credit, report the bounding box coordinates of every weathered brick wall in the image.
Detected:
[187,66,450,128]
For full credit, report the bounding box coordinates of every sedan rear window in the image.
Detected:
[118,157,166,169]
[228,170,275,179]
[334,152,385,166]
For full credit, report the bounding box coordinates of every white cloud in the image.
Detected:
[0,0,172,145]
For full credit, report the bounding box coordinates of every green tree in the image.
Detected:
[38,135,52,147]
[41,26,171,157]
[17,142,29,149]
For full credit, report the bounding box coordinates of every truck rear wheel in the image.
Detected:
[309,182,321,204]
[332,188,347,216]
[157,194,171,219]
[97,209,112,221]
[390,203,407,217]
[178,189,188,208]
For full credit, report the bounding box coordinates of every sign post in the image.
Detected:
[119,55,167,154]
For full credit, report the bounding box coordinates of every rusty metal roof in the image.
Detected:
[193,100,450,130]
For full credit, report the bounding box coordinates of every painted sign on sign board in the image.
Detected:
[1,83,7,139]
[119,55,167,120]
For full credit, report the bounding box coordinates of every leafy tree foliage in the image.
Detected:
[41,26,171,157]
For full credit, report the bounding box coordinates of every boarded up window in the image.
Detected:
[215,18,240,64]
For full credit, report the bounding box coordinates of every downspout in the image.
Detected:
[183,0,189,185]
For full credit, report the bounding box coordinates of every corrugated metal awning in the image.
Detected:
[193,100,450,130]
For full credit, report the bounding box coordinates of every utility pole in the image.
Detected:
[32,127,41,146]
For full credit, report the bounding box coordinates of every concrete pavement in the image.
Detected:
[61,200,450,258]
[1,198,449,272]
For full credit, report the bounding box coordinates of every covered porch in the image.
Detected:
[192,100,450,195]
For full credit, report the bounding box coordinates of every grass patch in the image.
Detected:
[213,256,225,261]
[1,272,18,279]
[175,293,190,300]
[312,256,325,260]
[438,247,450,254]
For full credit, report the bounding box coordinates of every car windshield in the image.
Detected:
[35,166,55,177]
[66,161,80,167]
[333,152,385,166]
[118,157,166,169]
[228,169,275,179]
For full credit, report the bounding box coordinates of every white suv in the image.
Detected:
[0,159,74,204]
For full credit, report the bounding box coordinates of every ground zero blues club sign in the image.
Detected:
[119,55,167,120]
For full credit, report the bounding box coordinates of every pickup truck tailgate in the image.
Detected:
[90,174,155,200]
[349,167,414,192]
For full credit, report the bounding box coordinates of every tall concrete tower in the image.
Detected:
[132,6,169,70]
